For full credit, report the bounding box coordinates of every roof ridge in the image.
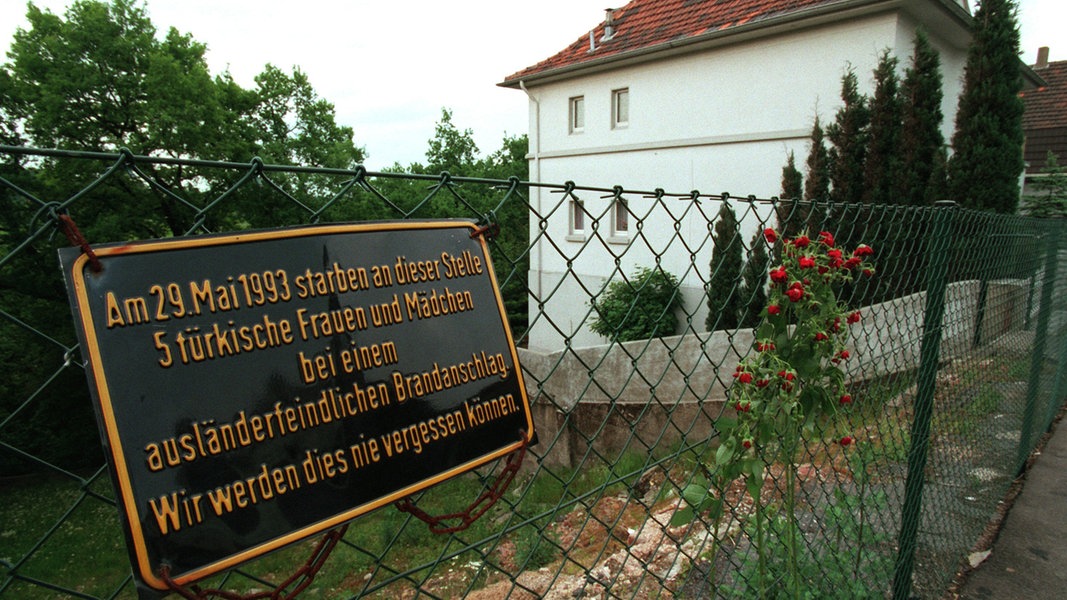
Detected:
[500,0,864,86]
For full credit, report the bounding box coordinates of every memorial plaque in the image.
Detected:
[59,221,534,591]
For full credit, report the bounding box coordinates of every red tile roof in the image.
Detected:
[1021,60,1067,131]
[501,0,859,85]
[1021,60,1067,171]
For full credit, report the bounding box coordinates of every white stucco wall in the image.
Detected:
[519,8,971,351]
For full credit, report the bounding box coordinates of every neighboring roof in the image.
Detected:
[1021,60,1067,131]
[1022,59,1067,171]
[500,0,971,87]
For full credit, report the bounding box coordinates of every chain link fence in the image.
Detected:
[2,146,1066,599]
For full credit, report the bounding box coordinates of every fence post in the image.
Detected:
[1049,317,1067,431]
[1049,230,1067,428]
[1018,229,1062,470]
[891,201,956,600]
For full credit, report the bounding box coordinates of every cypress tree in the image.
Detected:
[782,151,804,200]
[827,68,870,205]
[1023,152,1067,218]
[900,28,946,206]
[740,230,771,328]
[706,201,744,331]
[948,0,1025,213]
[804,117,831,205]
[778,151,806,238]
[863,50,903,205]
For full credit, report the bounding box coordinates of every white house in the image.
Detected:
[499,0,976,351]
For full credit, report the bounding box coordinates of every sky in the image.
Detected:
[0,0,1063,170]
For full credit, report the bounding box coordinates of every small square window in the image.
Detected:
[612,198,629,235]
[612,88,629,129]
[570,96,585,133]
[570,199,586,235]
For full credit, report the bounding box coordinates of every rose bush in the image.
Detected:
[674,229,875,596]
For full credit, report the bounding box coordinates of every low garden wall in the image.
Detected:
[519,278,1036,468]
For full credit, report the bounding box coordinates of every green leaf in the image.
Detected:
[758,420,775,442]
[756,321,775,340]
[799,386,824,414]
[715,441,736,467]
[715,417,738,434]
[681,483,710,508]
[745,459,764,483]
[794,353,822,379]
[745,474,762,501]
[708,497,725,521]
[670,506,696,526]
[774,330,791,346]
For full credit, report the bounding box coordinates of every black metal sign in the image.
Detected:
[59,221,534,591]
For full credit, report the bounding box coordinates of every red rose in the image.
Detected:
[764,228,778,244]
[793,235,810,248]
[863,268,875,277]
[839,394,852,404]
[756,379,770,388]
[769,266,788,284]
[778,370,795,381]
[844,257,862,269]
[847,311,861,324]
[827,248,843,260]
[767,304,782,316]
[799,256,815,269]
[838,350,850,360]
[742,439,753,449]
[738,372,753,384]
[819,231,835,246]
[839,436,853,446]
[786,283,804,302]
[814,332,828,342]
[854,244,874,257]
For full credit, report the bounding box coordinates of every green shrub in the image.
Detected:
[589,267,683,342]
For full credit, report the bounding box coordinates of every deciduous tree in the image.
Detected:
[0,0,365,472]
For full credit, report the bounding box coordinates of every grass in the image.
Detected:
[0,475,132,599]
[1,446,663,599]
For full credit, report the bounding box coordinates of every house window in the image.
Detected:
[611,198,629,239]
[569,96,585,133]
[570,198,586,236]
[612,88,629,129]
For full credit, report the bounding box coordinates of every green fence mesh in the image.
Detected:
[2,146,1066,599]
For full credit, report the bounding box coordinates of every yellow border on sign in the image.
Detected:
[66,220,534,591]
